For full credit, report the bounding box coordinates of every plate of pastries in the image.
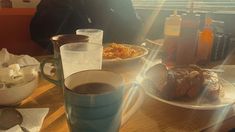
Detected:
[142,64,235,110]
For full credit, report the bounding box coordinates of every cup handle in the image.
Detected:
[121,84,145,126]
[40,57,61,86]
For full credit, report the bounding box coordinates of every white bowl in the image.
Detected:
[0,66,39,106]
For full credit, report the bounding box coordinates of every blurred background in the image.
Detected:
[0,0,235,56]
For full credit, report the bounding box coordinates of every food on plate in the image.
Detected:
[203,71,222,101]
[145,64,168,92]
[146,64,223,101]
[103,43,144,59]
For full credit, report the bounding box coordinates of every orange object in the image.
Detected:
[196,17,214,64]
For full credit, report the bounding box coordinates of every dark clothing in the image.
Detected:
[30,0,142,51]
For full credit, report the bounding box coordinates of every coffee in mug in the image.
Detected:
[71,82,116,94]
[64,70,124,132]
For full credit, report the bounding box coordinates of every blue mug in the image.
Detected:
[64,70,124,132]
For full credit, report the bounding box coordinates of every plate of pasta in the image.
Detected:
[102,43,148,65]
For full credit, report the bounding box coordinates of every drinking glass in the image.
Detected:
[60,42,103,78]
[76,29,103,45]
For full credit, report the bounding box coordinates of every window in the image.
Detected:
[132,0,235,13]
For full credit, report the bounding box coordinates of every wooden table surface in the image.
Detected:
[19,52,235,132]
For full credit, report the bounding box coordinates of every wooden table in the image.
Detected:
[19,52,235,132]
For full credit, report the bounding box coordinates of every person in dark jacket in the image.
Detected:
[30,0,142,52]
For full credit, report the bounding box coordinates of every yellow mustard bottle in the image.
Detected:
[164,10,182,36]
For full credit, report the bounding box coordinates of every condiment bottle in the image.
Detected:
[162,10,182,67]
[175,12,200,65]
[210,20,230,61]
[196,17,214,64]
[164,10,182,36]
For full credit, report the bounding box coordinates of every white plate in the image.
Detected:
[142,79,235,110]
[102,44,148,66]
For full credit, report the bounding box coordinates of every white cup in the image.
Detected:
[60,42,103,78]
[76,29,103,45]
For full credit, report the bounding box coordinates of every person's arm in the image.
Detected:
[30,0,74,51]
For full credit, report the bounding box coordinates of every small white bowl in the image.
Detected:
[0,66,38,106]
